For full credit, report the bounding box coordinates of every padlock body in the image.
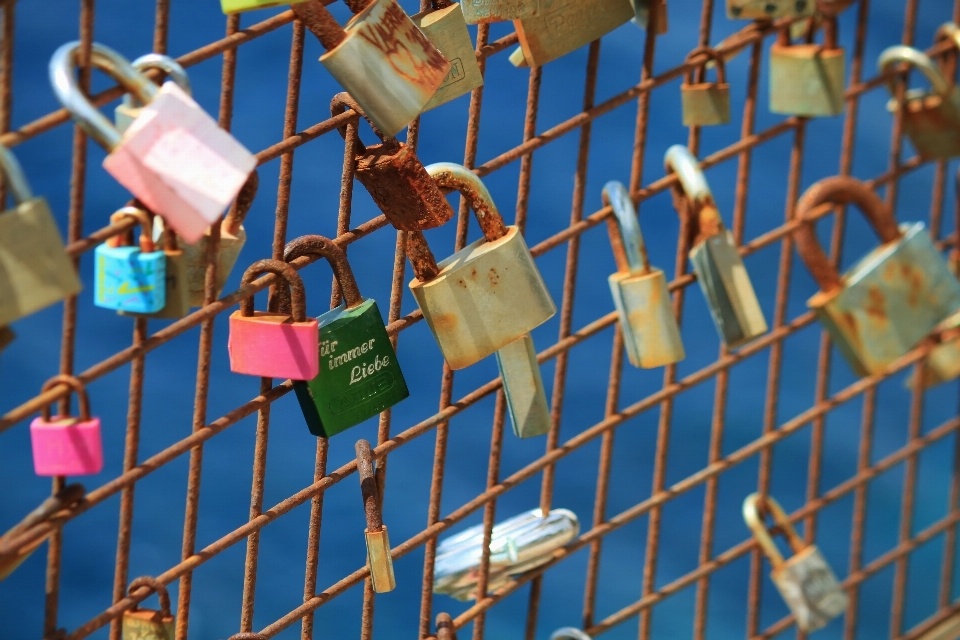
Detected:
[119,249,191,319]
[810,222,960,377]
[681,82,731,127]
[30,416,104,476]
[228,311,320,380]
[771,546,848,633]
[95,245,167,313]
[691,230,768,348]
[121,610,175,640]
[496,334,550,438]
[410,226,557,370]
[726,0,814,19]
[179,225,246,307]
[365,527,396,593]
[0,198,82,327]
[461,0,538,23]
[320,0,451,137]
[513,0,634,68]
[896,88,960,160]
[293,299,408,438]
[769,44,846,117]
[609,268,685,368]
[104,82,257,244]
[220,0,309,13]
[413,4,485,111]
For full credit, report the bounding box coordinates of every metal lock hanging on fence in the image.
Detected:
[95,208,167,314]
[281,235,409,439]
[631,0,667,34]
[459,0,538,24]
[551,629,592,640]
[769,17,846,118]
[227,260,320,381]
[509,0,634,68]
[681,46,730,127]
[726,0,813,20]
[356,440,396,593]
[793,176,960,378]
[407,162,557,370]
[496,334,551,438]
[331,94,454,231]
[293,0,450,137]
[120,226,191,320]
[603,181,685,369]
[50,41,257,245]
[0,143,81,328]
[665,145,768,349]
[412,0,484,111]
[122,577,175,640]
[29,375,103,477]
[115,53,191,134]
[221,0,309,14]
[743,493,848,632]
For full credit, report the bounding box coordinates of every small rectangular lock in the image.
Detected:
[461,0,539,23]
[412,3,484,111]
[609,268,685,368]
[726,0,814,19]
[119,248,191,320]
[496,334,551,439]
[899,87,960,160]
[365,526,397,593]
[512,0,634,68]
[771,546,849,633]
[681,83,731,127]
[769,43,846,117]
[121,609,175,640]
[95,245,167,314]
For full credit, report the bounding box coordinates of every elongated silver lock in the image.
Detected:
[496,334,550,438]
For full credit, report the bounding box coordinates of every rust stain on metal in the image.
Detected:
[356,0,450,88]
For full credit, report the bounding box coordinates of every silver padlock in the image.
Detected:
[743,493,848,632]
[115,53,191,134]
[665,145,768,349]
[603,180,684,368]
[496,334,551,439]
[550,630,592,640]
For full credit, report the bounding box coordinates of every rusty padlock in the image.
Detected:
[123,577,175,640]
[631,0,667,34]
[331,93,454,231]
[726,0,813,20]
[769,16,846,117]
[356,439,396,593]
[412,0,484,111]
[460,0,538,24]
[681,46,730,127]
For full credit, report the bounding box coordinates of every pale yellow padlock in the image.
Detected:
[412,0,484,111]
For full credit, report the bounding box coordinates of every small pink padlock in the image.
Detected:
[49,41,257,244]
[228,259,320,381]
[30,375,103,477]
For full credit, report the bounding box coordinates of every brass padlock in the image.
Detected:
[603,181,684,368]
[356,439,396,593]
[794,176,960,377]
[120,214,192,320]
[293,0,450,137]
[115,53,191,134]
[743,493,848,632]
[878,42,960,160]
[665,145,768,349]
[412,0,484,111]
[681,46,730,127]
[726,0,813,20]
[509,0,634,68]
[460,0,538,24]
[496,334,551,438]
[0,326,13,353]
[331,93,454,231]
[769,16,846,117]
[122,576,175,640]
[631,0,667,34]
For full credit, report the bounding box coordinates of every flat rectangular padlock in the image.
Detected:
[221,0,309,13]
[681,47,730,127]
[726,0,814,19]
[603,181,685,368]
[496,334,551,438]
[120,226,191,320]
[122,577,175,640]
[666,146,767,349]
[412,1,484,111]
[510,0,634,68]
[356,440,396,593]
[460,0,538,24]
[30,376,103,477]
[795,176,960,377]
[407,163,556,370]
[95,208,167,314]
[769,18,846,117]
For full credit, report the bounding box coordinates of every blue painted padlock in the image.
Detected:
[95,207,166,313]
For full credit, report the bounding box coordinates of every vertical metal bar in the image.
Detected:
[0,0,14,207]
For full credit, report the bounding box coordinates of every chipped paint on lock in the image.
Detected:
[513,0,634,68]
[461,0,539,24]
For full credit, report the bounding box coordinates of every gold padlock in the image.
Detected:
[356,439,396,593]
[769,16,846,117]
[460,0,538,24]
[122,576,175,640]
[681,46,730,127]
[743,494,848,632]
[631,0,667,34]
[726,0,813,20]
[412,0,484,111]
[120,212,192,320]
[496,334,551,439]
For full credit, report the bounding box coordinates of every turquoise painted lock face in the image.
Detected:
[294,299,408,438]
[95,245,166,313]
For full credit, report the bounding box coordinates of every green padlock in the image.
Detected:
[282,235,409,438]
[221,0,310,14]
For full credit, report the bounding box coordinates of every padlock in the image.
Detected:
[331,94,454,231]
[509,0,634,68]
[279,235,409,438]
[0,143,81,328]
[95,207,166,314]
[878,44,960,160]
[630,0,667,34]
[550,629,592,640]
[221,0,309,14]
[0,326,13,353]
[794,176,960,377]
[496,334,551,438]
[459,0,538,24]
[769,17,846,117]
[603,181,685,368]
[726,0,813,20]
[0,484,85,583]
[115,53,191,134]
[228,259,320,380]
[119,225,191,320]
[30,375,103,477]
[665,145,768,348]
[681,46,730,127]
[122,576,175,640]
[743,493,848,632]
[292,0,450,137]
[412,0,484,111]
[50,41,257,244]
[356,439,396,593]
[407,162,556,370]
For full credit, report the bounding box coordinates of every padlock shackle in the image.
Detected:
[685,46,726,86]
[123,53,192,110]
[664,145,727,244]
[794,176,901,293]
[49,41,159,152]
[223,170,259,236]
[127,576,172,618]
[425,163,508,242]
[406,229,442,283]
[329,92,401,155]
[292,1,347,52]
[39,375,92,422]
[550,628,593,640]
[107,207,155,252]
[742,493,807,570]
[0,143,34,205]
[878,45,954,100]
[238,259,309,323]
[355,439,384,533]
[282,235,364,309]
[602,181,650,276]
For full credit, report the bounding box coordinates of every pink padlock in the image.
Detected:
[30,375,103,477]
[49,41,257,244]
[228,259,320,381]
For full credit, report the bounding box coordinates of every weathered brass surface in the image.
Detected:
[511,0,633,68]
[496,334,551,438]
[413,3,484,111]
